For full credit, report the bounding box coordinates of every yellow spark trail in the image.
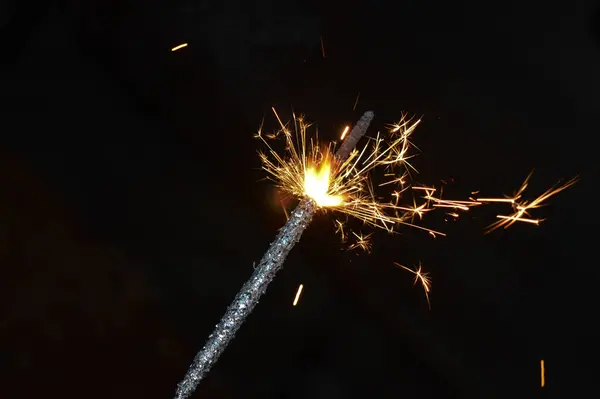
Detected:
[541,359,545,387]
[394,262,432,309]
[257,109,577,246]
[256,109,577,303]
[293,284,304,306]
[479,172,579,233]
[171,43,188,51]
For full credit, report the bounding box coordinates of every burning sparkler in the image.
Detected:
[257,108,428,234]
[174,111,375,399]
[175,107,576,397]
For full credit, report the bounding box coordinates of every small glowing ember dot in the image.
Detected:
[303,159,343,207]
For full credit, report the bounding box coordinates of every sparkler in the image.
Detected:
[176,106,576,397]
[174,111,375,399]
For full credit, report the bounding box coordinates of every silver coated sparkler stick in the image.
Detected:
[174,111,374,399]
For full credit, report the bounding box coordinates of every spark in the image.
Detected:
[175,113,373,399]
[482,172,579,233]
[334,220,347,243]
[171,43,188,52]
[281,200,290,220]
[379,173,406,187]
[497,215,539,225]
[293,284,304,306]
[417,186,482,211]
[348,231,373,252]
[395,262,431,309]
[541,360,545,387]
[353,92,360,111]
[340,125,350,140]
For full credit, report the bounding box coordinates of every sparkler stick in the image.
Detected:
[174,111,374,399]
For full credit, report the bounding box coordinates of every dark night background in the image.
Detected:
[1,1,598,398]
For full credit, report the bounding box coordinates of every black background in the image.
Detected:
[1,1,598,398]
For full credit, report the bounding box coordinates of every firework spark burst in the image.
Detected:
[257,109,577,244]
[394,262,432,309]
[256,109,577,305]
[257,107,431,236]
[174,111,374,399]
[176,109,577,397]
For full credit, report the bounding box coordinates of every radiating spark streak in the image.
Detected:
[412,186,436,192]
[353,92,360,111]
[433,203,471,211]
[348,232,373,252]
[281,201,290,220]
[485,174,578,233]
[171,43,188,51]
[391,189,407,205]
[340,126,350,140]
[320,36,326,57]
[417,186,482,213]
[396,221,446,237]
[379,175,406,187]
[541,360,545,387]
[497,215,539,224]
[395,262,431,309]
[293,284,304,306]
[334,220,347,243]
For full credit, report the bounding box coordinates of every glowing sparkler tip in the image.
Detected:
[304,158,344,207]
